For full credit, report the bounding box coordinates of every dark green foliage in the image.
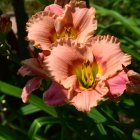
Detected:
[0,0,140,139]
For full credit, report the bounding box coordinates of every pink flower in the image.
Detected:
[26,1,97,50]
[18,52,48,103]
[43,36,131,112]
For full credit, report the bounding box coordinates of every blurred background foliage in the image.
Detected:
[0,0,140,140]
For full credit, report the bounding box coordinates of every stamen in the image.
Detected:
[75,60,98,89]
[53,27,77,41]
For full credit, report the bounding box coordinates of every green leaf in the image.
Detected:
[107,125,128,140]
[20,104,41,115]
[133,132,140,140]
[34,135,48,140]
[60,125,74,140]
[90,2,140,38]
[122,36,140,49]
[0,81,21,98]
[87,108,107,123]
[0,81,57,117]
[96,124,107,135]
[0,136,7,140]
[123,98,135,107]
[0,125,24,140]
[37,0,51,5]
[94,124,108,140]
[28,117,60,140]
[121,45,140,61]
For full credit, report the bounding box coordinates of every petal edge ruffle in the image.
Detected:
[92,35,131,78]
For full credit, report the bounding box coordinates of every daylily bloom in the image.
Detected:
[26,1,97,50]
[18,51,66,106]
[18,52,48,103]
[43,36,131,112]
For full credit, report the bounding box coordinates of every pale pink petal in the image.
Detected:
[44,4,63,15]
[43,82,67,106]
[79,46,94,63]
[92,35,131,78]
[21,77,42,103]
[26,11,56,50]
[61,75,77,89]
[126,70,140,93]
[70,82,108,112]
[54,5,73,33]
[72,7,97,44]
[43,42,84,82]
[61,75,77,99]
[17,65,33,76]
[107,71,128,97]
[17,53,46,77]
[21,58,48,78]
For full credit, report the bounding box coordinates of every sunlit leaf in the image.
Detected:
[87,108,107,123]
[0,136,7,140]
[0,81,57,117]
[90,2,140,38]
[20,104,41,115]
[123,98,135,107]
[133,132,140,140]
[28,117,60,140]
[34,135,48,140]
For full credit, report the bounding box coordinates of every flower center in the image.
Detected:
[74,60,98,90]
[53,27,77,41]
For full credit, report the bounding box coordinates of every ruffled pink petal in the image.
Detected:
[17,65,33,76]
[54,5,73,33]
[44,4,63,15]
[126,70,140,93]
[92,35,131,78]
[61,75,77,99]
[70,82,108,112]
[43,42,84,82]
[20,58,48,78]
[21,77,42,103]
[26,11,56,50]
[43,82,67,106]
[72,7,97,44]
[107,71,128,97]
